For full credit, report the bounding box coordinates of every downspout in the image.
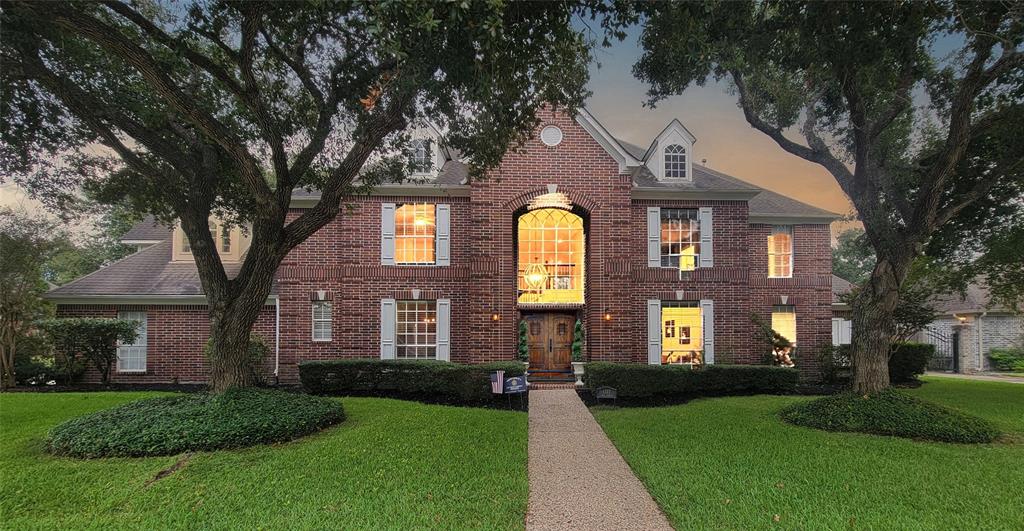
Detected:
[274,296,281,382]
[977,312,986,372]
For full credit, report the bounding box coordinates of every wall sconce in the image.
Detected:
[491,313,501,322]
[602,309,612,321]
[955,315,967,324]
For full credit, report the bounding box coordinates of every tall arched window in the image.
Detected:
[664,143,687,179]
[517,208,585,304]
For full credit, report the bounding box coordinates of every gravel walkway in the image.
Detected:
[525,389,672,531]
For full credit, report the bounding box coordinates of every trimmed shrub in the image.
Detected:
[818,344,852,383]
[988,348,1024,372]
[582,362,798,399]
[46,388,345,458]
[298,359,525,405]
[889,342,933,383]
[37,318,138,384]
[779,390,1001,443]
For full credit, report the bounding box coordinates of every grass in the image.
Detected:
[0,392,527,529]
[592,376,1024,529]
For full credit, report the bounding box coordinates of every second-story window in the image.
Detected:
[660,208,700,271]
[409,139,432,173]
[396,203,436,265]
[664,144,687,179]
[768,226,793,278]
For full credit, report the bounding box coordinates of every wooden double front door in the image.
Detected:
[525,312,574,372]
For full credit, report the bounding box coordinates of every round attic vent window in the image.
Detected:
[540,125,563,147]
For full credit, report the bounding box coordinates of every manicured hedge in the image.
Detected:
[889,342,933,383]
[988,348,1024,372]
[46,388,345,458]
[298,359,525,405]
[779,390,1001,443]
[582,363,798,399]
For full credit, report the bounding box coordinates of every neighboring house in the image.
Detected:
[45,108,839,384]
[831,275,1023,372]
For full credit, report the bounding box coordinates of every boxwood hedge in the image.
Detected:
[298,359,525,405]
[779,390,1001,443]
[889,342,933,383]
[46,388,345,458]
[582,362,798,399]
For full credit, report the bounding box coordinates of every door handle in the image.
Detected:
[548,338,552,353]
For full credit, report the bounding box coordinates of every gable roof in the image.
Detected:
[121,215,172,243]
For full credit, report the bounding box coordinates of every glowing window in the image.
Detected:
[661,302,703,365]
[768,226,793,277]
[664,144,687,179]
[771,305,797,345]
[517,208,584,304]
[660,208,700,271]
[395,204,436,265]
[396,300,437,359]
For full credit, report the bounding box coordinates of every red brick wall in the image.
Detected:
[55,108,835,384]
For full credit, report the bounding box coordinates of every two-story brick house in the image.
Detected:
[46,108,838,384]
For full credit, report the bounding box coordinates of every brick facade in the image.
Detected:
[55,108,835,384]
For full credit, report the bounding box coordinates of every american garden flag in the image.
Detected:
[490,370,505,393]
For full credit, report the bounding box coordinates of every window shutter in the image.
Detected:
[436,204,451,266]
[647,207,661,267]
[647,299,662,364]
[381,203,396,265]
[380,298,396,359]
[436,298,451,361]
[700,299,715,364]
[698,207,714,268]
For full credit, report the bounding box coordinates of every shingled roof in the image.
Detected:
[120,215,172,243]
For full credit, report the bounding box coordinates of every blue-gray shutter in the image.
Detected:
[435,204,450,266]
[647,207,661,267]
[647,299,662,364]
[380,299,396,359]
[381,203,396,265]
[436,298,451,361]
[699,207,713,268]
[700,299,715,364]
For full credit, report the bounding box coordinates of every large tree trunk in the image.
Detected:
[207,292,269,393]
[850,255,907,394]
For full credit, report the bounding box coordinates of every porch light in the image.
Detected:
[491,313,501,322]
[955,314,967,324]
[602,310,612,321]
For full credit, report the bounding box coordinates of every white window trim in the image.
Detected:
[116,311,147,373]
[657,207,700,270]
[311,301,332,342]
[394,203,438,266]
[395,300,439,360]
[768,225,794,278]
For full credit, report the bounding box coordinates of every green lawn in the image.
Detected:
[0,392,527,530]
[592,376,1024,530]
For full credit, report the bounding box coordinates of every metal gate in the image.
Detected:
[923,328,960,372]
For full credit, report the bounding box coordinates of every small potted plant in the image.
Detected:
[571,319,585,386]
[518,319,530,371]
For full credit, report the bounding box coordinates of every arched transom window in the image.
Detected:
[517,208,584,304]
[664,143,687,179]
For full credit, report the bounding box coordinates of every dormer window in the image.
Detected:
[173,218,247,262]
[664,144,687,179]
[409,138,432,174]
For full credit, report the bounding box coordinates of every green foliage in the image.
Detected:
[988,348,1024,372]
[571,319,585,362]
[889,343,933,383]
[832,228,875,286]
[517,320,529,362]
[37,318,139,384]
[299,359,526,406]
[582,362,798,399]
[818,344,853,383]
[45,388,344,458]
[779,390,1000,443]
[751,313,795,366]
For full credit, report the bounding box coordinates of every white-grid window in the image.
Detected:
[395,203,436,264]
[221,225,232,253]
[660,208,700,271]
[117,311,147,372]
[410,139,432,172]
[768,226,793,278]
[664,144,687,179]
[396,300,437,359]
[312,301,332,341]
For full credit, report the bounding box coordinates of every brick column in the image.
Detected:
[952,322,977,373]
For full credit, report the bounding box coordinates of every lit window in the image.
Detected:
[312,302,332,342]
[396,300,437,359]
[117,311,147,372]
[409,139,432,172]
[517,208,585,304]
[661,301,702,365]
[772,305,797,345]
[395,204,436,264]
[660,208,700,271]
[664,144,687,179]
[768,226,793,277]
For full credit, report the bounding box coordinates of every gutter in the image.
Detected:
[977,311,987,371]
[274,296,281,382]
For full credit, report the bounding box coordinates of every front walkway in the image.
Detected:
[526,389,672,531]
[925,371,1024,384]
